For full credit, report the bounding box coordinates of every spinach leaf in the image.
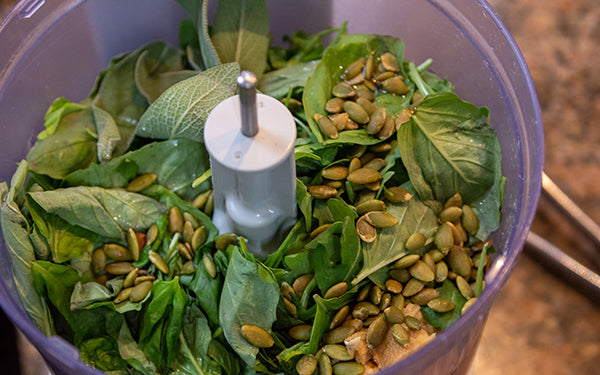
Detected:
[296,179,313,232]
[28,187,166,241]
[264,219,306,269]
[175,0,221,69]
[186,252,222,327]
[283,251,312,281]
[421,279,467,329]
[117,321,158,374]
[0,162,54,335]
[136,62,239,141]
[140,277,190,368]
[219,248,279,367]
[396,92,502,204]
[211,0,269,79]
[307,291,357,354]
[31,261,81,326]
[352,199,438,285]
[38,97,87,140]
[79,337,127,372]
[207,339,241,375]
[26,111,98,180]
[258,61,318,99]
[471,176,505,241]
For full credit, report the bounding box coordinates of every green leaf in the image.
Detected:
[79,337,127,372]
[296,178,313,232]
[421,279,467,329]
[219,248,279,367]
[92,106,121,163]
[38,97,87,140]
[136,62,239,141]
[175,0,221,69]
[27,186,166,240]
[258,61,318,99]
[207,339,241,375]
[186,252,222,327]
[117,321,158,374]
[212,0,269,78]
[26,111,98,180]
[373,94,412,117]
[0,162,54,336]
[471,175,505,241]
[352,199,438,285]
[396,92,502,204]
[31,261,81,326]
[63,158,138,189]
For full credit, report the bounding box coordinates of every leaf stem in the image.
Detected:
[408,62,434,97]
[475,242,489,297]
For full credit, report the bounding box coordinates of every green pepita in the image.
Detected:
[325,97,346,114]
[435,261,449,283]
[364,211,398,228]
[427,298,456,313]
[402,278,424,297]
[435,222,455,252]
[378,115,395,140]
[409,260,435,282]
[92,248,106,274]
[456,275,475,299]
[374,71,395,82]
[333,362,364,375]
[411,288,439,305]
[448,246,473,279]
[384,186,412,203]
[356,215,377,243]
[385,279,403,294]
[314,113,338,139]
[182,212,199,228]
[330,112,349,131]
[382,76,410,94]
[284,297,297,317]
[444,193,463,209]
[182,220,195,245]
[343,58,365,80]
[379,292,392,311]
[202,255,217,278]
[391,294,405,309]
[203,191,214,216]
[392,254,420,269]
[322,166,349,181]
[318,353,333,375]
[308,184,338,199]
[146,224,158,246]
[330,305,350,330]
[178,242,193,260]
[113,287,133,304]
[126,173,157,192]
[439,206,463,224]
[324,326,356,344]
[168,206,183,234]
[105,261,134,275]
[293,274,314,295]
[369,285,383,305]
[191,226,207,251]
[332,82,355,98]
[289,324,312,341]
[365,54,376,79]
[148,250,169,274]
[324,282,347,299]
[391,324,410,347]
[356,97,377,116]
[322,344,354,362]
[404,315,422,330]
[348,167,383,185]
[134,276,156,285]
[310,224,331,238]
[240,325,274,348]
[389,268,411,283]
[384,305,405,324]
[380,52,400,72]
[192,190,211,210]
[355,199,386,215]
[343,101,369,124]
[296,354,318,375]
[182,260,195,275]
[123,268,139,288]
[461,204,480,235]
[215,232,238,251]
[405,232,427,252]
[367,107,387,135]
[367,314,388,348]
[104,243,132,261]
[130,280,153,302]
[461,297,478,315]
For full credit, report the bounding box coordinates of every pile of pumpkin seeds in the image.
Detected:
[315,51,416,140]
[90,174,215,306]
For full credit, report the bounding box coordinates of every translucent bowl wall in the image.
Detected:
[0,0,543,374]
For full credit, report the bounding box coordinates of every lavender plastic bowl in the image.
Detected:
[0,0,543,374]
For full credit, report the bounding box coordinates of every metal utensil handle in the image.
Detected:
[237,71,259,137]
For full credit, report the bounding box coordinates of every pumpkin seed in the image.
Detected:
[374,71,395,82]
[346,72,365,85]
[356,97,377,116]
[367,314,388,348]
[280,281,296,300]
[439,206,463,224]
[435,222,455,252]
[363,158,387,172]
[168,206,183,234]
[364,211,398,228]
[384,305,405,324]
[356,215,377,242]
[324,282,347,299]
[333,362,364,375]
[178,242,193,260]
[191,226,207,251]
[384,186,412,203]
[461,297,478,315]
[130,280,153,302]
[355,84,375,101]
[444,193,463,209]
[343,58,366,80]
[369,285,383,305]
[422,252,436,272]
[322,166,349,181]
[325,98,345,113]
[383,279,402,295]
[310,224,331,239]
[314,113,338,139]
[456,275,474,299]
[357,284,371,302]
[182,260,195,274]
[382,76,410,94]
[343,101,369,124]
[391,294,405,309]
[428,249,445,263]
[435,261,449,283]
[330,305,350,330]
[352,302,376,320]
[461,205,480,235]
[182,212,199,228]
[322,344,353,362]
[92,248,106,274]
[332,82,355,98]
[289,324,312,341]
[392,254,420,269]
[192,190,211,210]
[404,315,422,330]
[318,353,333,375]
[124,228,140,262]
[405,233,427,252]
[284,297,297,317]
[215,232,238,251]
[330,112,349,131]
[389,268,411,283]
[324,326,356,344]
[308,184,338,199]
[355,199,386,215]
[149,250,169,274]
[114,287,133,304]
[293,274,314,295]
[202,255,217,278]
[381,52,400,72]
[365,54,376,79]
[344,118,359,130]
[365,181,381,192]
[411,288,439,305]
[95,274,108,286]
[105,261,134,275]
[296,354,318,375]
[134,275,156,285]
[325,180,343,189]
[395,108,413,129]
[203,190,214,216]
[448,246,472,279]
[359,151,376,166]
[182,221,195,245]
[240,325,274,348]
[355,189,376,205]
[379,292,392,311]
[391,324,410,347]
[126,173,157,192]
[123,268,139,288]
[402,278,424,297]
[367,107,387,135]
[409,260,435,282]
[104,244,132,261]
[427,298,455,313]
[378,115,395,140]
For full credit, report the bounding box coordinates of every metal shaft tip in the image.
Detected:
[237,71,258,137]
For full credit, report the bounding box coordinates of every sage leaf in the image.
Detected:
[219,248,279,367]
[93,106,121,162]
[396,91,502,204]
[136,62,239,141]
[176,0,221,69]
[27,186,166,240]
[212,0,269,78]
[38,97,87,140]
[352,199,438,285]
[0,162,54,336]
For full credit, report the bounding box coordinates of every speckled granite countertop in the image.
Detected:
[1,0,599,374]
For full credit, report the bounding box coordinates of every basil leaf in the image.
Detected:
[396,91,502,204]
[27,186,166,240]
[63,158,138,189]
[38,97,87,140]
[117,322,158,374]
[136,62,239,141]
[421,279,467,329]
[352,199,438,285]
[31,261,81,326]
[79,337,127,372]
[0,162,54,335]
[471,175,505,241]
[208,339,241,375]
[186,252,222,327]
[211,0,269,79]
[258,61,319,99]
[219,248,279,367]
